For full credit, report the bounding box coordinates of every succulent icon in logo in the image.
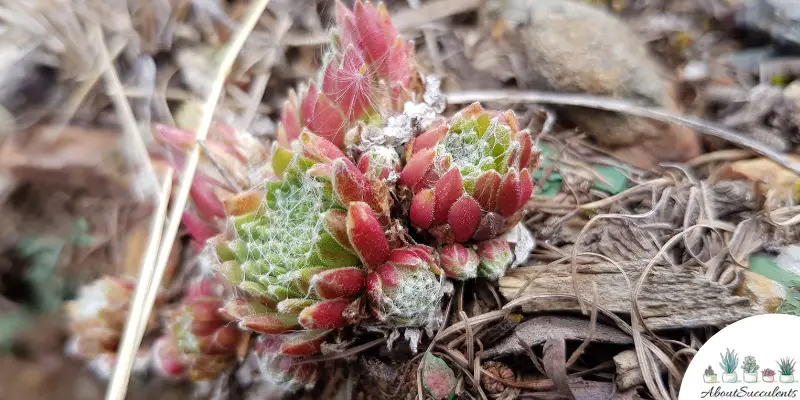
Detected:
[762,368,776,383]
[742,356,759,383]
[703,366,718,383]
[778,357,796,383]
[719,348,739,383]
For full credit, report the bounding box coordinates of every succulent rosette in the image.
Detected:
[399,103,534,279]
[254,334,320,391]
[401,103,535,243]
[209,132,442,349]
[159,277,246,380]
[366,245,443,324]
[66,276,163,359]
[276,0,415,149]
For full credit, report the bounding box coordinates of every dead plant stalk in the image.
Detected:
[105,0,272,398]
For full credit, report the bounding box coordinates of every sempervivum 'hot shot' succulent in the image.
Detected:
[157,277,246,380]
[209,132,442,350]
[277,0,415,149]
[65,276,164,379]
[254,334,320,391]
[400,103,534,279]
[66,276,162,358]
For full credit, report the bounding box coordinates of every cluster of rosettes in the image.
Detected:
[93,0,538,390]
[208,131,444,348]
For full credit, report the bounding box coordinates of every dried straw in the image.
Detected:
[105,0,272,398]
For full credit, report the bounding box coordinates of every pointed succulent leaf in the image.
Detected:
[346,201,389,268]
[410,125,447,155]
[496,168,521,217]
[190,175,226,219]
[315,232,360,268]
[473,170,502,211]
[240,313,301,334]
[409,188,436,230]
[311,267,366,299]
[300,130,348,163]
[439,243,479,280]
[518,169,534,209]
[432,168,464,226]
[477,239,514,280]
[448,196,482,243]
[182,211,218,244]
[278,90,303,147]
[307,92,347,148]
[322,45,370,122]
[222,191,263,217]
[399,148,435,190]
[333,158,377,206]
[323,209,353,251]
[298,299,351,330]
[353,0,392,76]
[279,330,331,356]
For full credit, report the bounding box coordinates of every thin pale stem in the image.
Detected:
[105,0,272,398]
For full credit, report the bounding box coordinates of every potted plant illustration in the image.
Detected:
[762,369,776,383]
[720,348,740,383]
[778,358,796,383]
[704,366,718,383]
[743,356,759,383]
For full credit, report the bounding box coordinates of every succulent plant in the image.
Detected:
[743,355,759,374]
[254,334,320,391]
[160,277,246,380]
[277,0,415,149]
[778,358,796,376]
[704,366,715,376]
[66,276,163,359]
[401,103,535,245]
[719,348,739,374]
[366,245,443,324]
[762,368,776,377]
[209,133,442,342]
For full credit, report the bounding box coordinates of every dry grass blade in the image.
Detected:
[105,167,173,400]
[446,90,800,175]
[565,282,598,367]
[105,1,272,398]
[461,311,475,367]
[93,24,160,200]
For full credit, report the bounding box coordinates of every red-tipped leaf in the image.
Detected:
[448,196,482,242]
[432,168,464,226]
[496,169,521,217]
[239,313,301,334]
[311,267,366,299]
[346,202,389,268]
[409,188,435,229]
[279,330,331,356]
[298,299,351,330]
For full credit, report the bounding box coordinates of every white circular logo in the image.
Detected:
[680,314,800,399]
